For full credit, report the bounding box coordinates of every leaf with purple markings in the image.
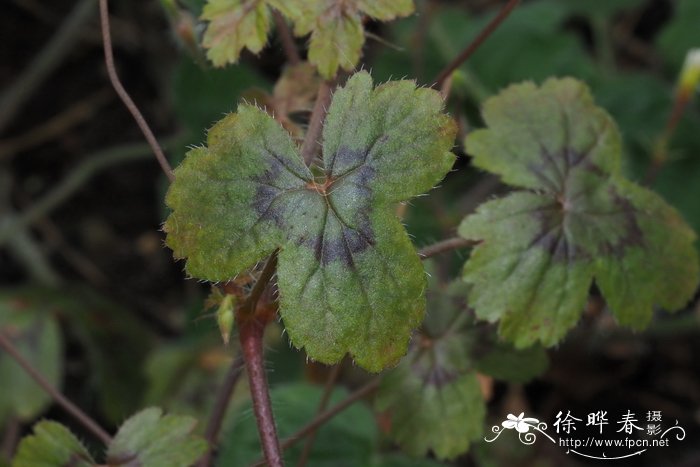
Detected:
[459,78,699,347]
[375,282,485,460]
[164,71,456,371]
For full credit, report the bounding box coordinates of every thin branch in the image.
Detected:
[434,0,520,89]
[296,364,342,467]
[301,81,333,166]
[197,355,245,467]
[249,378,381,467]
[98,0,174,181]
[0,331,112,446]
[0,138,181,247]
[418,237,478,259]
[0,0,96,134]
[273,10,300,65]
[237,252,282,466]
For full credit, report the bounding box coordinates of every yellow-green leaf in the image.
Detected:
[201,0,270,66]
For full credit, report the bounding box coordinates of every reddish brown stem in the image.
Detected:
[239,318,283,467]
[98,0,174,182]
[0,331,112,446]
[434,0,520,89]
[250,378,380,467]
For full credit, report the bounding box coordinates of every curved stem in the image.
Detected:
[0,331,112,446]
[98,0,174,181]
[239,319,283,467]
[434,0,520,89]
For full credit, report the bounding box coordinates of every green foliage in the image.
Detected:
[282,0,414,78]
[106,408,207,467]
[475,343,548,384]
[165,71,456,371]
[376,315,484,460]
[218,382,378,466]
[375,271,548,459]
[142,339,232,418]
[657,0,700,70]
[12,421,94,467]
[459,78,699,347]
[171,58,268,162]
[56,288,152,425]
[0,293,62,425]
[371,1,596,92]
[201,0,271,66]
[376,278,545,459]
[199,0,413,77]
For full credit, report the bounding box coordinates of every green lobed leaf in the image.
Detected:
[217,383,377,466]
[201,0,270,66]
[375,281,486,460]
[12,421,94,467]
[281,0,414,79]
[106,408,207,467]
[459,78,699,347]
[0,293,62,425]
[165,71,456,371]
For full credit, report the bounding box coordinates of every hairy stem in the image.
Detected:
[434,0,520,89]
[250,378,380,467]
[98,0,174,181]
[301,81,333,166]
[239,319,283,467]
[0,331,112,446]
[198,355,245,467]
[418,237,477,259]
